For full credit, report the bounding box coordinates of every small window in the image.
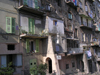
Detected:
[53,20,57,26]
[72,62,75,67]
[7,44,15,50]
[66,64,69,69]
[68,13,72,19]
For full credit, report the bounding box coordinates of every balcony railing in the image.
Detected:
[65,0,78,8]
[91,41,100,46]
[67,48,83,55]
[80,21,92,29]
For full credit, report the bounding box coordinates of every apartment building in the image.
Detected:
[0,0,100,75]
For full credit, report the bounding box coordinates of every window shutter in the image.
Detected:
[36,39,39,52]
[30,59,37,69]
[12,18,15,34]
[23,0,28,5]
[16,55,22,66]
[1,56,7,68]
[26,39,30,53]
[29,18,33,33]
[32,19,35,34]
[6,17,12,33]
[35,0,38,9]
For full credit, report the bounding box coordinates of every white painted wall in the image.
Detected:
[20,15,29,32]
[47,17,64,35]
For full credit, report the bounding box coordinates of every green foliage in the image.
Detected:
[0,62,14,75]
[30,63,47,75]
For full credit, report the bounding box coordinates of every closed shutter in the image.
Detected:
[23,0,28,5]
[6,17,12,33]
[16,55,22,66]
[1,56,7,68]
[12,18,15,34]
[29,18,33,33]
[26,39,30,53]
[35,0,38,9]
[30,59,37,69]
[36,39,39,52]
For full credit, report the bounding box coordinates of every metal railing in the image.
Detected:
[68,48,83,54]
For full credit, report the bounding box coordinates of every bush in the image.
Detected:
[30,63,47,75]
[0,62,14,75]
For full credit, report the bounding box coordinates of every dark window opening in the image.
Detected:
[72,62,75,67]
[66,64,69,69]
[53,20,57,26]
[81,17,83,24]
[56,0,61,7]
[7,44,15,50]
[68,13,72,20]
[30,41,35,52]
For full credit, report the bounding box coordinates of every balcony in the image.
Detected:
[20,27,48,39]
[17,5,45,16]
[65,0,78,9]
[91,41,100,47]
[87,0,94,3]
[80,22,92,30]
[67,48,83,55]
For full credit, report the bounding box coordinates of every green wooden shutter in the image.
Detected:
[29,18,33,34]
[32,19,35,34]
[26,39,30,53]
[23,0,28,5]
[6,17,12,33]
[36,39,39,52]
[35,0,38,9]
[30,59,37,69]
[12,18,15,34]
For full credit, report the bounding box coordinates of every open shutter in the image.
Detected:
[26,39,30,53]
[6,17,12,33]
[35,0,38,9]
[32,19,35,34]
[30,59,37,69]
[12,18,15,34]
[1,56,7,68]
[36,39,39,52]
[23,0,28,5]
[29,18,33,34]
[16,55,22,66]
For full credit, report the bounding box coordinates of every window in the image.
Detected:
[29,18,35,34]
[68,13,72,19]
[82,33,85,42]
[6,17,15,33]
[7,44,15,50]
[26,39,39,53]
[72,62,75,67]
[68,25,72,31]
[53,20,57,26]
[1,55,22,68]
[86,19,88,26]
[74,29,78,38]
[56,0,61,7]
[66,64,69,69]
[80,17,83,25]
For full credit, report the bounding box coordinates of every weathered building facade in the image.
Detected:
[0,0,100,75]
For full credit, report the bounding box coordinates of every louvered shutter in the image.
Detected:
[26,39,30,53]
[1,56,7,68]
[23,0,28,5]
[6,17,12,33]
[29,18,33,33]
[32,19,35,34]
[12,18,15,34]
[36,39,39,52]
